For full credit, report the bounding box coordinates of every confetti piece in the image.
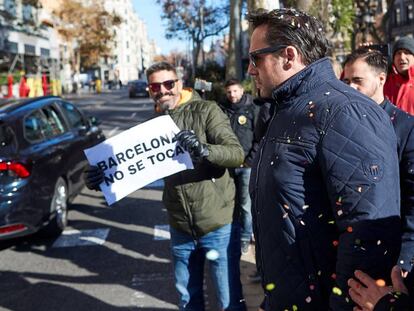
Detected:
[400,260,404,264]
[318,214,323,218]
[332,240,339,247]
[317,270,322,276]
[300,220,306,226]
[305,296,312,303]
[337,210,343,216]
[309,284,315,290]
[332,287,342,295]
[302,205,309,210]
[376,279,386,287]
[283,212,288,219]
[206,249,219,261]
[377,240,382,245]
[331,273,337,279]
[292,305,298,311]
[324,91,330,95]
[266,283,276,291]
[328,220,335,224]
[309,113,314,117]
[283,204,290,210]
[308,100,313,105]
[347,226,353,233]
[357,186,362,192]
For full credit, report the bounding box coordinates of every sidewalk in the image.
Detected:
[240,244,263,311]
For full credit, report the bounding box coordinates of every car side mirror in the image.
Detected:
[88,116,101,126]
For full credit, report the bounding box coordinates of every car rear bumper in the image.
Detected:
[0,188,41,240]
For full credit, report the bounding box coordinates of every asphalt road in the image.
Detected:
[0,90,217,311]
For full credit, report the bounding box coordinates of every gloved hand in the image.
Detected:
[83,165,104,191]
[175,130,209,162]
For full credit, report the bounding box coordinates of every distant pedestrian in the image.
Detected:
[384,36,414,115]
[219,78,260,254]
[247,8,401,310]
[84,62,246,311]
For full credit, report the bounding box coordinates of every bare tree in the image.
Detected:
[226,0,243,80]
[157,0,229,80]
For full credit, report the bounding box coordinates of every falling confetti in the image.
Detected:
[283,204,290,210]
[302,205,309,210]
[332,240,339,247]
[376,279,386,287]
[357,186,362,193]
[331,273,337,280]
[337,210,343,216]
[347,226,353,233]
[305,296,312,303]
[377,240,382,245]
[206,249,220,261]
[332,287,342,295]
[266,283,276,291]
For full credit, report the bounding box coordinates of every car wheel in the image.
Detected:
[42,177,68,237]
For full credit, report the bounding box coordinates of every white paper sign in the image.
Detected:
[84,115,193,205]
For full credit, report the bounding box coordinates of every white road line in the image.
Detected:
[52,228,110,248]
[154,225,170,240]
[108,126,119,137]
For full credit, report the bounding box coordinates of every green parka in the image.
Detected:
[163,90,244,238]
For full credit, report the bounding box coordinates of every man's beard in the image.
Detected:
[155,92,176,111]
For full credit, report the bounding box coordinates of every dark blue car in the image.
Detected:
[0,96,105,240]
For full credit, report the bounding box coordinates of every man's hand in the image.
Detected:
[175,130,209,162]
[348,266,409,311]
[83,165,104,191]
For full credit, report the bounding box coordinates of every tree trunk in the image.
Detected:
[226,0,242,81]
[296,0,314,12]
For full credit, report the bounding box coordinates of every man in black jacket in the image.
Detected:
[247,8,401,310]
[342,47,414,310]
[219,79,260,254]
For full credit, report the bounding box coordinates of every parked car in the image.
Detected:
[0,96,105,240]
[128,80,149,98]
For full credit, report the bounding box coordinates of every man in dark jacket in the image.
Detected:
[84,62,246,311]
[247,8,401,310]
[342,47,414,310]
[219,78,260,253]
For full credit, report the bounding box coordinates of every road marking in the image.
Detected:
[154,225,170,240]
[52,228,110,248]
[108,126,119,137]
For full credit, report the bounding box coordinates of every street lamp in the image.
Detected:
[354,0,379,43]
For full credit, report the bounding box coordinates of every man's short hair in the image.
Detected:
[224,78,242,88]
[344,48,389,75]
[146,62,177,80]
[247,8,330,65]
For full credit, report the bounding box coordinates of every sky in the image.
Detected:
[132,0,188,55]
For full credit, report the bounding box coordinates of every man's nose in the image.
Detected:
[247,63,257,75]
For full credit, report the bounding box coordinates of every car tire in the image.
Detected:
[41,177,68,237]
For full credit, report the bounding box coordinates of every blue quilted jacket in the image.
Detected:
[382,99,414,273]
[251,58,402,310]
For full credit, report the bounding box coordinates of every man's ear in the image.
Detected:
[284,46,303,70]
[379,72,387,86]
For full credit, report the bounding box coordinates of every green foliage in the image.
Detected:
[241,78,254,95]
[0,72,21,86]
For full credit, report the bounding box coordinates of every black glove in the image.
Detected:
[175,130,209,162]
[83,165,104,191]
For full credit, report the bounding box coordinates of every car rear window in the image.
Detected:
[24,110,49,141]
[0,122,17,154]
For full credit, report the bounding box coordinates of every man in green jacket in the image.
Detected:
[84,62,246,311]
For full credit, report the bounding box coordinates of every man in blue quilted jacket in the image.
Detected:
[247,8,402,310]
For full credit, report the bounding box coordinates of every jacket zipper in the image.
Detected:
[254,103,279,285]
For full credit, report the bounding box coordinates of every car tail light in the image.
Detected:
[0,161,30,178]
[0,223,27,235]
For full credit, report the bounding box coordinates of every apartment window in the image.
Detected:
[4,0,17,17]
[5,41,18,53]
[395,7,401,25]
[407,4,413,22]
[22,4,34,22]
[126,41,129,49]
[127,55,130,63]
[24,44,35,55]
[40,48,50,58]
